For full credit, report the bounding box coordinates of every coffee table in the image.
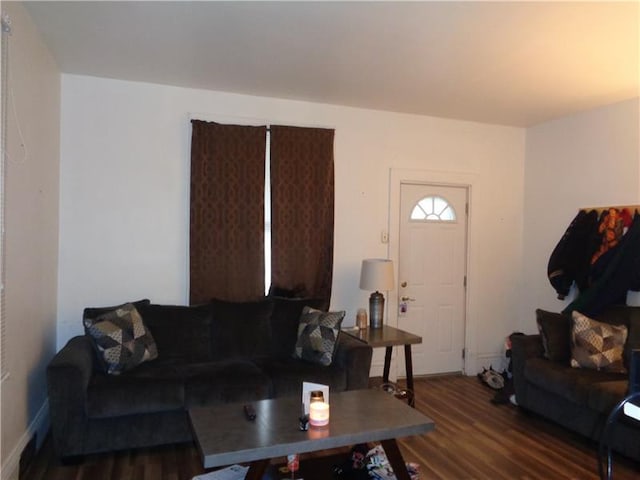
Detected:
[189,389,435,480]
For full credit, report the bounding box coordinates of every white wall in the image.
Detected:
[0,2,60,478]
[58,74,525,374]
[521,98,640,331]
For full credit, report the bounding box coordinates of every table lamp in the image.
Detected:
[359,259,395,329]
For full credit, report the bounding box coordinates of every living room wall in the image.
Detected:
[0,2,60,478]
[521,98,640,330]
[58,74,525,375]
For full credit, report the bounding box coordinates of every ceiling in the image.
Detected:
[23,1,640,127]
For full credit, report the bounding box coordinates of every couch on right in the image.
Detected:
[511,305,640,461]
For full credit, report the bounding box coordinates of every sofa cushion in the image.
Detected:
[268,283,309,298]
[269,297,327,358]
[571,311,628,373]
[536,309,571,363]
[83,303,158,375]
[524,357,625,407]
[83,298,151,320]
[209,298,274,360]
[587,380,628,414]
[87,367,184,418]
[258,357,348,397]
[138,303,213,362]
[293,307,345,366]
[183,359,272,407]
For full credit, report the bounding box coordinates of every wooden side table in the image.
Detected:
[343,325,422,407]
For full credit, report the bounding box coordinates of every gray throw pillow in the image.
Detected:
[293,306,345,366]
[84,303,158,375]
[570,311,628,373]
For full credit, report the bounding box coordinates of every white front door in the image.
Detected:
[397,183,468,375]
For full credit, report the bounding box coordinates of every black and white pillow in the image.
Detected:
[84,303,158,375]
[293,306,345,366]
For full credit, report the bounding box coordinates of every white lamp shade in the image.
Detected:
[359,259,395,292]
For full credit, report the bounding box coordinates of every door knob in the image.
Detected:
[401,281,407,288]
[401,296,415,302]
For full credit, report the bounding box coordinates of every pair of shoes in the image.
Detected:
[478,367,505,390]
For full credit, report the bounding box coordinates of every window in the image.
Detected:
[264,131,271,294]
[0,14,10,381]
[190,121,334,306]
[410,195,456,222]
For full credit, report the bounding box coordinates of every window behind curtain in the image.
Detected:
[189,121,335,308]
[270,125,335,309]
[189,120,267,304]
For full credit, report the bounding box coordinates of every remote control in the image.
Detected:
[243,404,256,421]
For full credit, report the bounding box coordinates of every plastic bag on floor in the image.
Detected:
[366,444,420,480]
[192,464,248,480]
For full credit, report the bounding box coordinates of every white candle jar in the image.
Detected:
[309,401,330,427]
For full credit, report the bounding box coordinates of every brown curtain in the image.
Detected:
[270,125,335,308]
[190,120,266,304]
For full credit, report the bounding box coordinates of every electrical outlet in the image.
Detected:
[381,230,389,243]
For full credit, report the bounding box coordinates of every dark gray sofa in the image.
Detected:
[512,305,640,461]
[47,297,372,460]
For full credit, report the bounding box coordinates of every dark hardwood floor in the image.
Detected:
[22,375,640,480]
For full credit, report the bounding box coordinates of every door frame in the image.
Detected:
[388,168,477,376]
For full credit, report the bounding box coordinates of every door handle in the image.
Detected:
[400,296,415,302]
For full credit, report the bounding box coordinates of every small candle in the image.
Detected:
[356,309,367,329]
[309,401,329,427]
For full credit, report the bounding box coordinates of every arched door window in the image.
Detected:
[410,195,456,222]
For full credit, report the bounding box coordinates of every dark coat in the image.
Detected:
[547,210,599,299]
[564,212,640,316]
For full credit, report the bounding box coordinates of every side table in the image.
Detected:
[343,325,422,407]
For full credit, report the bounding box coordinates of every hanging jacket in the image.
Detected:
[547,210,599,299]
[589,209,635,287]
[564,212,640,316]
[591,208,633,265]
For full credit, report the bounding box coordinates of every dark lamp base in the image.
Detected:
[369,291,385,329]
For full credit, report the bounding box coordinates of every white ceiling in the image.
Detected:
[23,1,640,127]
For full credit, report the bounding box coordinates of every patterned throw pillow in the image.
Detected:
[84,303,158,375]
[570,311,628,373]
[293,306,345,366]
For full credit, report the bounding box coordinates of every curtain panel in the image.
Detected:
[270,125,335,308]
[189,120,266,304]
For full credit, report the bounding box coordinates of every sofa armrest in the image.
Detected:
[511,334,543,408]
[333,333,373,390]
[47,335,96,458]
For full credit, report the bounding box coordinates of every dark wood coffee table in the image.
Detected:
[189,389,434,480]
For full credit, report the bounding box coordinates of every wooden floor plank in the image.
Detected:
[21,375,640,480]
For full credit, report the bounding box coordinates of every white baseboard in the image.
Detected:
[1,399,49,480]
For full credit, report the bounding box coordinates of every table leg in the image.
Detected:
[380,439,411,480]
[245,459,270,480]
[404,344,415,407]
[383,346,393,383]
